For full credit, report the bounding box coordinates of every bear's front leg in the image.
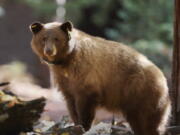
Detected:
[76,93,97,131]
[66,96,79,125]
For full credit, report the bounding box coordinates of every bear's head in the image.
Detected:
[29,21,75,65]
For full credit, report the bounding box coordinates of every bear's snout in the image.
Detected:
[44,44,57,57]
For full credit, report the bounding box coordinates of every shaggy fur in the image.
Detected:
[30,21,171,135]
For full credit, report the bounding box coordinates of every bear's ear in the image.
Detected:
[30,22,43,34]
[60,21,73,32]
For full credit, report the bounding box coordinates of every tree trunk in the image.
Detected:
[172,0,180,125]
[55,0,66,22]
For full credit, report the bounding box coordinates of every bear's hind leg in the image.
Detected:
[125,103,170,135]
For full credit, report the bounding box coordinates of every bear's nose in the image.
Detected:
[44,45,57,56]
[44,47,52,55]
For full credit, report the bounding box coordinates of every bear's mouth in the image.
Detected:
[41,57,64,65]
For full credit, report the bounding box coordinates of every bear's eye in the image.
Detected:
[54,38,59,42]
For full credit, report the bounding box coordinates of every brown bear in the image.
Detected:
[29,21,171,135]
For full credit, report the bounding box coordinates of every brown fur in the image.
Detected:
[30,21,171,135]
